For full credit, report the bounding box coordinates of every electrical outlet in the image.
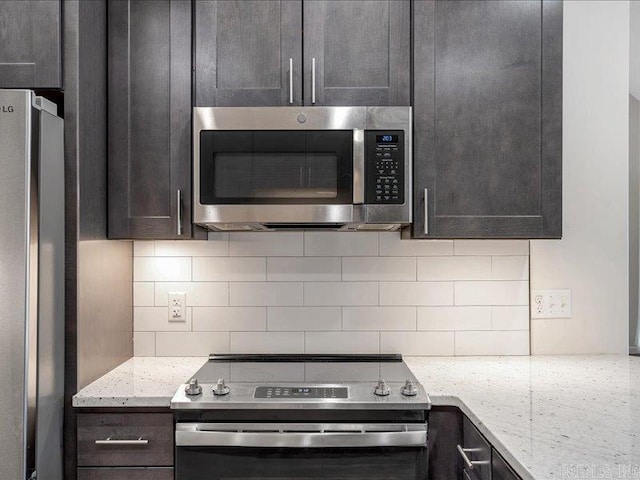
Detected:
[168,292,186,308]
[169,305,185,322]
[531,289,572,319]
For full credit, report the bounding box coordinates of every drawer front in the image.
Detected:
[492,448,521,480]
[77,413,173,467]
[461,416,491,480]
[78,467,174,480]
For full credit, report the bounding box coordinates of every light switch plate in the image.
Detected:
[531,289,572,319]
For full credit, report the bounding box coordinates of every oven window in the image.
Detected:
[176,446,427,480]
[200,131,353,205]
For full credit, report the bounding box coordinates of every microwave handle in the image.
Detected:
[353,129,365,204]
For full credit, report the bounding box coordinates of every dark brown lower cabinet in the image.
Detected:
[492,448,521,480]
[77,411,174,478]
[428,406,522,480]
[77,468,174,480]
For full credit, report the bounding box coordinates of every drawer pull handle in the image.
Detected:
[95,437,149,446]
[456,444,488,470]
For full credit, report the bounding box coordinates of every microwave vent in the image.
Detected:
[353,224,400,231]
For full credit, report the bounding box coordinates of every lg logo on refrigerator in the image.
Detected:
[1,105,14,113]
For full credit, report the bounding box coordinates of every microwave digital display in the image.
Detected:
[376,134,398,144]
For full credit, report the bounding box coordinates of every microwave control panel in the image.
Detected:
[365,130,404,204]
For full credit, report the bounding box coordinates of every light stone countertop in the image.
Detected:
[72,357,207,407]
[73,355,640,480]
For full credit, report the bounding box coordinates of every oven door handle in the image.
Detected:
[175,423,427,449]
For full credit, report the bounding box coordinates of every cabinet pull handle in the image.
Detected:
[311,57,317,105]
[456,445,488,470]
[176,189,182,236]
[289,58,294,104]
[423,188,429,235]
[95,437,149,446]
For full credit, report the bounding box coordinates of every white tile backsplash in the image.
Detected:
[134,257,191,282]
[417,306,492,331]
[133,332,155,356]
[491,256,529,281]
[192,307,266,331]
[267,307,342,331]
[229,232,303,256]
[379,233,454,256]
[380,331,455,356]
[305,331,380,354]
[133,233,530,356]
[342,307,416,331]
[267,257,341,282]
[379,282,454,306]
[155,238,228,257]
[156,332,230,356]
[417,256,491,281]
[454,281,529,306]
[133,282,155,307]
[230,282,303,306]
[154,282,228,306]
[193,257,266,282]
[454,330,530,355]
[304,282,378,306]
[304,232,378,256]
[342,257,416,281]
[134,306,192,332]
[230,332,304,354]
[454,240,530,256]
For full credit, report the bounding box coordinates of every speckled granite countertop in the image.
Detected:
[73,355,640,480]
[72,357,207,407]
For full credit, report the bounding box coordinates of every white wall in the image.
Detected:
[530,1,630,354]
[631,1,640,99]
[132,234,530,357]
[629,95,639,347]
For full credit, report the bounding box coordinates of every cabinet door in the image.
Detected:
[0,0,62,88]
[427,407,463,480]
[492,448,521,480]
[303,0,410,106]
[412,0,562,238]
[194,0,302,106]
[108,0,193,239]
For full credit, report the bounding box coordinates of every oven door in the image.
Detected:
[175,423,428,480]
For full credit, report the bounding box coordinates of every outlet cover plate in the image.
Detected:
[168,292,186,308]
[531,289,572,319]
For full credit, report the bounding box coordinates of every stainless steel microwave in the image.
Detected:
[193,106,412,231]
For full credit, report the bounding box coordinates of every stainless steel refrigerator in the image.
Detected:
[0,90,64,480]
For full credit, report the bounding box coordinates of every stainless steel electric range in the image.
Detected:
[170,354,430,480]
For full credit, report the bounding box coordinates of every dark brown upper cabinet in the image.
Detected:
[411,0,562,239]
[303,0,410,106]
[194,0,303,106]
[108,0,195,239]
[0,0,62,88]
[194,0,410,107]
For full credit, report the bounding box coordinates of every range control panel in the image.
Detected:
[254,386,349,399]
[365,130,404,204]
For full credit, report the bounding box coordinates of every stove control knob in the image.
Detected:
[213,378,230,396]
[401,379,418,397]
[185,378,202,396]
[373,379,390,397]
